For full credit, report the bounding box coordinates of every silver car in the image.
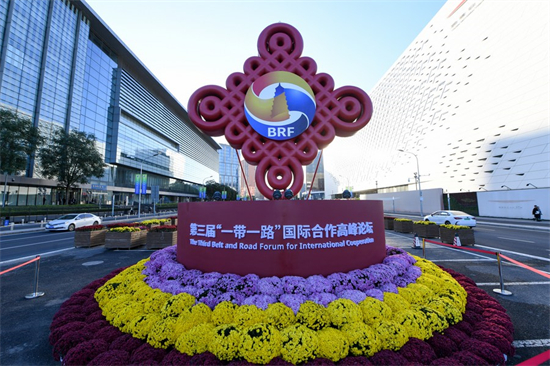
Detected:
[423,210,476,227]
[45,213,102,232]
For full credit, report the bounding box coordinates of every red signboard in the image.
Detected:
[177,200,386,277]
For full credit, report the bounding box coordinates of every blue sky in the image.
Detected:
[86,0,446,109]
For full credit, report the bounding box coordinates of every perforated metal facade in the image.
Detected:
[325,0,549,194]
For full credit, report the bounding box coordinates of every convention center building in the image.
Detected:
[325,0,549,218]
[0,0,220,206]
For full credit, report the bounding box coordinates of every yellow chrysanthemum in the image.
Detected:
[341,322,381,357]
[393,309,432,340]
[264,302,296,330]
[175,323,215,355]
[359,297,393,325]
[161,292,196,318]
[129,313,161,340]
[147,316,178,348]
[296,301,330,331]
[209,324,242,361]
[234,304,265,327]
[327,299,363,329]
[280,324,319,364]
[372,320,409,351]
[383,292,411,313]
[316,327,349,362]
[211,301,237,326]
[240,323,282,364]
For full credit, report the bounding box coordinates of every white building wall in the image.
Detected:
[325,0,549,196]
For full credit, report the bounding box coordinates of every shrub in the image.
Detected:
[149,225,177,233]
[76,225,105,232]
[413,221,437,225]
[394,218,412,222]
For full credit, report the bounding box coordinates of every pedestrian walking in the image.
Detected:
[532,205,542,221]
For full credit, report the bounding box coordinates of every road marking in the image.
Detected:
[0,238,72,250]
[512,339,550,348]
[497,236,535,243]
[475,244,550,262]
[430,258,493,262]
[476,281,550,286]
[0,232,68,242]
[0,248,74,266]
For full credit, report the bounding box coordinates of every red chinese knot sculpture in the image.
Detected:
[188,23,373,199]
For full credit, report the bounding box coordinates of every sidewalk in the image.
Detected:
[0,211,177,236]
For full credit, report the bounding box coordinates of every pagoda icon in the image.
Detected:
[270,83,290,121]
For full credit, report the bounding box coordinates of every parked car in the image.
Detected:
[45,213,102,232]
[423,210,476,227]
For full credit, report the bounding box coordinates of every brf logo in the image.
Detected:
[244,71,316,141]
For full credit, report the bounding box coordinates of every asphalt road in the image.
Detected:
[0,214,549,365]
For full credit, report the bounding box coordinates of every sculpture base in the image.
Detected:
[177,200,386,277]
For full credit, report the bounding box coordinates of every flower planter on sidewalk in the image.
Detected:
[439,226,475,246]
[105,231,147,249]
[413,222,440,238]
[384,217,395,230]
[393,219,413,233]
[146,231,177,249]
[74,229,107,248]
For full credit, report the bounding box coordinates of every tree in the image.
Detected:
[38,129,107,203]
[0,109,43,176]
[205,180,238,201]
[1,109,43,207]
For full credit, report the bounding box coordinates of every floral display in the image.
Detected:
[439,224,471,230]
[108,226,143,232]
[49,244,515,365]
[75,225,105,231]
[413,220,437,226]
[148,224,177,232]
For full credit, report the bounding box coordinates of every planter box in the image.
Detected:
[413,223,440,238]
[440,227,475,246]
[146,231,177,249]
[393,220,413,233]
[74,230,107,248]
[384,217,395,230]
[105,231,147,249]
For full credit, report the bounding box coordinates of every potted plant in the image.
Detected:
[393,218,413,233]
[439,224,475,246]
[104,226,147,249]
[169,215,178,226]
[146,225,177,249]
[140,219,169,230]
[413,220,439,238]
[74,225,106,247]
[383,216,396,230]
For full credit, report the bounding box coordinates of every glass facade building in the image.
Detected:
[218,144,239,193]
[0,0,220,206]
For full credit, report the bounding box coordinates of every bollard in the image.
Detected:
[493,253,512,296]
[25,256,45,299]
[10,222,14,231]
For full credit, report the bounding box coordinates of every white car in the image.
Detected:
[45,213,102,232]
[423,210,476,227]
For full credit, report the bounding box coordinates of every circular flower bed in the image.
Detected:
[50,246,514,365]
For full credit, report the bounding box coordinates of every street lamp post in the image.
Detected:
[398,149,424,217]
[2,173,7,208]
